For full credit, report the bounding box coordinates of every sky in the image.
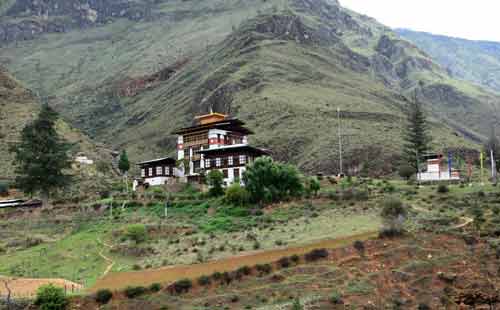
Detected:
[339,0,500,42]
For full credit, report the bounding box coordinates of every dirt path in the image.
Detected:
[0,276,82,298]
[90,231,377,292]
[97,238,115,277]
[411,205,473,229]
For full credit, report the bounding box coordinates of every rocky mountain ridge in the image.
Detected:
[0,0,496,173]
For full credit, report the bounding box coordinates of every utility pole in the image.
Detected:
[491,149,497,183]
[337,107,343,176]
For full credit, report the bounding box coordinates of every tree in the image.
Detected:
[125,224,148,244]
[118,150,131,193]
[402,97,432,172]
[398,164,415,180]
[9,104,72,202]
[34,284,68,310]
[243,157,303,205]
[207,170,224,197]
[380,197,407,236]
[306,177,321,197]
[292,298,303,310]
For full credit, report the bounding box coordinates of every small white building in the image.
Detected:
[133,157,177,191]
[75,153,94,165]
[417,157,460,182]
[197,144,270,186]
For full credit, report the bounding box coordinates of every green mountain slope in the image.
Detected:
[396,28,500,94]
[0,0,496,174]
[0,66,113,181]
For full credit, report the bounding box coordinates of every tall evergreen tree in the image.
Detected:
[118,150,130,175]
[10,104,72,201]
[118,150,131,193]
[402,97,432,171]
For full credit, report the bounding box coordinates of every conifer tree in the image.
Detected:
[10,104,72,201]
[402,96,432,171]
[118,150,131,193]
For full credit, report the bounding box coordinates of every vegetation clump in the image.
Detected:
[198,275,211,286]
[380,197,407,237]
[244,157,303,205]
[207,170,224,197]
[437,184,449,194]
[398,164,415,180]
[95,289,113,304]
[125,224,148,244]
[124,286,147,298]
[34,284,68,310]
[0,182,9,197]
[172,279,192,294]
[224,183,250,206]
[149,283,162,292]
[305,248,329,262]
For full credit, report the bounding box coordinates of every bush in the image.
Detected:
[398,165,415,180]
[172,279,192,294]
[290,254,300,264]
[330,290,342,304]
[35,284,68,310]
[0,182,9,197]
[198,275,211,286]
[305,248,329,262]
[207,170,224,197]
[255,263,272,275]
[278,256,291,268]
[306,177,321,197]
[224,183,250,206]
[437,184,449,194]
[125,224,148,244]
[236,266,252,277]
[243,157,304,205]
[292,298,303,310]
[124,286,147,298]
[353,240,365,257]
[380,197,407,237]
[95,289,113,304]
[149,283,161,292]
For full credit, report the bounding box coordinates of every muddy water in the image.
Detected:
[90,231,376,292]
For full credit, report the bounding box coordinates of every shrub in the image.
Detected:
[330,290,342,304]
[198,275,211,286]
[95,289,113,304]
[125,224,148,244]
[243,157,304,205]
[290,254,300,264]
[207,170,224,197]
[306,177,321,197]
[172,279,192,294]
[224,183,250,206]
[278,256,291,268]
[292,298,303,310]
[34,284,68,310]
[398,165,415,180]
[437,184,449,194]
[236,266,252,277]
[380,197,407,237]
[212,271,223,281]
[149,283,161,292]
[256,263,272,275]
[305,248,329,262]
[417,303,431,310]
[0,182,9,197]
[124,286,147,298]
[353,240,365,257]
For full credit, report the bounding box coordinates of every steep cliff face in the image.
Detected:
[0,0,158,46]
[1,0,497,173]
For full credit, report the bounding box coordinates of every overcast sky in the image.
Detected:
[340,0,500,42]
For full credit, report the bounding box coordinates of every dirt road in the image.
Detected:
[91,231,377,292]
[0,276,82,298]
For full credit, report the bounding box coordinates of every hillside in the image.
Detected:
[0,66,114,184]
[396,28,500,94]
[1,0,498,173]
